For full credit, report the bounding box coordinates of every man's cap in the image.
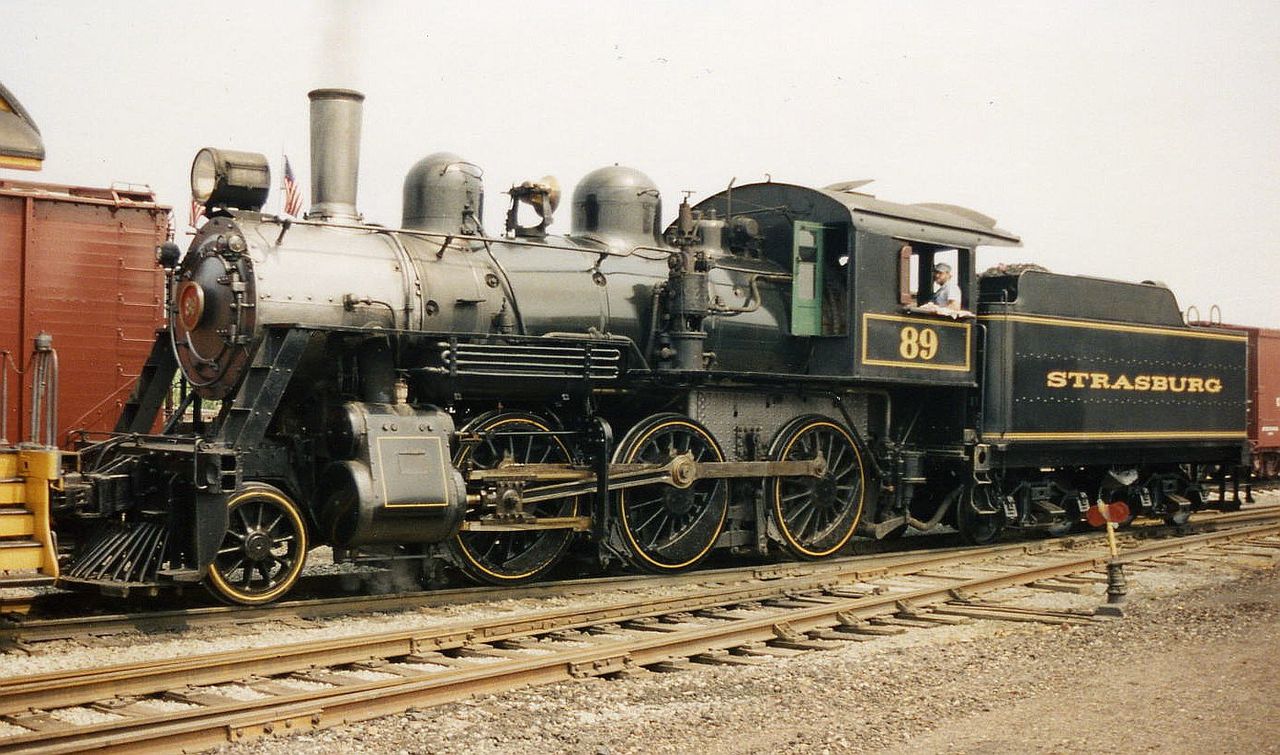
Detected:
[933,262,951,273]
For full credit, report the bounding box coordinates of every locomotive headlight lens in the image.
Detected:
[191,149,219,204]
[190,147,271,211]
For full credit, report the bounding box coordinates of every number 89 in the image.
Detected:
[899,326,938,360]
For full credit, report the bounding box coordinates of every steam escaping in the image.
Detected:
[316,0,366,90]
[305,0,367,222]
[347,561,426,595]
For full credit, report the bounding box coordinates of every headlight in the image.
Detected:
[190,148,271,211]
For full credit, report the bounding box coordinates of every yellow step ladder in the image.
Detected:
[0,447,60,586]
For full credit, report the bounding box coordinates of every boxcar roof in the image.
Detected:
[0,178,165,209]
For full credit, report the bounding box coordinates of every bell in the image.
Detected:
[529,175,561,219]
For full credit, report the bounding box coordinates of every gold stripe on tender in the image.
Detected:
[986,431,1248,441]
[978,314,1247,343]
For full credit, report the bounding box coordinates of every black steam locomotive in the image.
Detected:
[52,89,1248,604]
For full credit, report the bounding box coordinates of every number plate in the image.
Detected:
[860,314,971,372]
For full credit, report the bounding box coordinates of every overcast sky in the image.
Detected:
[5,1,1278,326]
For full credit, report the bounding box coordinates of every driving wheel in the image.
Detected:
[611,413,728,572]
[766,415,866,559]
[448,412,581,585]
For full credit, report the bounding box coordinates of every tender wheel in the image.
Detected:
[1158,469,1199,526]
[766,415,867,559]
[612,414,728,572]
[957,485,1004,545]
[448,412,579,585]
[206,483,308,605]
[1045,515,1079,537]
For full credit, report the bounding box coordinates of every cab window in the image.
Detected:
[898,244,970,312]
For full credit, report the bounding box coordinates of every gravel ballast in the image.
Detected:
[3,493,1276,753]
[211,511,1279,753]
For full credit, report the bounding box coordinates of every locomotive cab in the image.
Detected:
[688,181,1020,385]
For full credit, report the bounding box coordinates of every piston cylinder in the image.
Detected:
[318,402,466,546]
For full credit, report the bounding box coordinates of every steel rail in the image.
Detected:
[2,504,1276,646]
[0,537,987,645]
[0,521,1275,754]
[0,540,1042,716]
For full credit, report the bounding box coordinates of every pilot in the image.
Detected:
[930,262,960,309]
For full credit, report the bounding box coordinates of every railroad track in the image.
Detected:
[1,503,1275,649]
[2,503,1277,649]
[0,515,1277,754]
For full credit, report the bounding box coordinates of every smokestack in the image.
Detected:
[307,88,365,222]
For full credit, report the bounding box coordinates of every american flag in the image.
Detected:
[189,198,204,229]
[283,155,303,217]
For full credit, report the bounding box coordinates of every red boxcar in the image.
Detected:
[1209,323,1280,478]
[0,179,168,445]
[1247,326,1280,477]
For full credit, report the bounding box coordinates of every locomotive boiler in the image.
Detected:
[45,88,1249,604]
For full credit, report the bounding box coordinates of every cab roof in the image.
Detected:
[692,181,1021,249]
